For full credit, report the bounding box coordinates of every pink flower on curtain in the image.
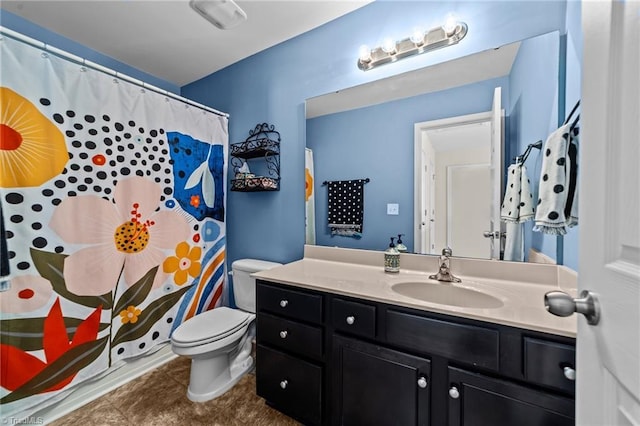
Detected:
[0,275,53,313]
[49,176,190,296]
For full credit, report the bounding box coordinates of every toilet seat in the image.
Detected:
[171,307,253,348]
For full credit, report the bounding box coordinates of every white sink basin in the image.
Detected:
[391,281,504,309]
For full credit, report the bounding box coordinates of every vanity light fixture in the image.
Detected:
[190,0,247,30]
[357,17,468,71]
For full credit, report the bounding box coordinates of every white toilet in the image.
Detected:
[171,258,281,402]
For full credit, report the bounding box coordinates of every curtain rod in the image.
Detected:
[0,26,229,119]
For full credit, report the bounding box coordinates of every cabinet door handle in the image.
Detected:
[279,299,288,308]
[280,380,288,389]
[346,316,355,325]
[279,330,288,339]
[563,366,576,381]
[449,386,460,399]
[417,376,428,388]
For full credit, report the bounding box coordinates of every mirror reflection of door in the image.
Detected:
[414,88,503,259]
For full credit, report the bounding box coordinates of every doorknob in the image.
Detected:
[544,290,600,325]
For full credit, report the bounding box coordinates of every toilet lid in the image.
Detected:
[171,307,252,345]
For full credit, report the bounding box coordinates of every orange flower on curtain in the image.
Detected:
[305,167,313,201]
[0,87,69,188]
[0,298,102,394]
[162,241,202,286]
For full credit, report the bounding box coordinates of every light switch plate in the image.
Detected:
[387,203,399,215]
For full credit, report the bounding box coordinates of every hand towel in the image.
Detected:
[534,123,579,235]
[501,163,535,223]
[503,222,524,261]
[327,179,366,238]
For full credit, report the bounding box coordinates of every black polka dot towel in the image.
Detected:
[500,163,534,224]
[533,123,579,235]
[327,179,366,238]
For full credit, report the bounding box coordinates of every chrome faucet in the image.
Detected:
[429,247,461,283]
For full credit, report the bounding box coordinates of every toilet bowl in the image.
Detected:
[170,258,281,402]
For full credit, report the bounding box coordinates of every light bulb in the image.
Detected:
[381,38,397,54]
[443,13,458,35]
[410,27,424,45]
[358,45,372,63]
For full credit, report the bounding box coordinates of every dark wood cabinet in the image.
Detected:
[255,280,576,426]
[447,367,574,426]
[332,335,431,426]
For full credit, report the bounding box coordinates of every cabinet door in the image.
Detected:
[332,335,431,426]
[447,367,574,426]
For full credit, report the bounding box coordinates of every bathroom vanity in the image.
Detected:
[253,246,577,426]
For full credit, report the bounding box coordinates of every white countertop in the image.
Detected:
[253,245,577,338]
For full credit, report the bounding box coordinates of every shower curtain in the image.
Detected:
[305,148,316,244]
[0,33,228,420]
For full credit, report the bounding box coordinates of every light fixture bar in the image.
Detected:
[358,22,468,71]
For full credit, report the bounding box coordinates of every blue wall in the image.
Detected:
[182,1,568,268]
[2,1,578,270]
[561,0,582,271]
[508,31,561,262]
[0,10,179,93]
[308,76,509,252]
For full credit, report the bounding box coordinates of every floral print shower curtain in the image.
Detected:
[0,34,228,420]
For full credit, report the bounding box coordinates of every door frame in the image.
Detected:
[413,111,494,255]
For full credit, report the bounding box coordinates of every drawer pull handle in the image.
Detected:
[346,316,356,325]
[449,386,460,399]
[279,330,288,339]
[417,376,428,389]
[280,299,288,308]
[280,380,288,389]
[563,366,576,381]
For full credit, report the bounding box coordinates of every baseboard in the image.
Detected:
[35,343,177,425]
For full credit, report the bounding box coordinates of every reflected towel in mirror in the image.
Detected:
[501,163,535,224]
[327,179,366,238]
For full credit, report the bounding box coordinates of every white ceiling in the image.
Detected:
[0,0,372,87]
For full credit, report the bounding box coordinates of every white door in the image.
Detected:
[578,1,640,424]
[489,87,503,259]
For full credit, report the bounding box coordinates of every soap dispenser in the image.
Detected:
[384,237,400,273]
[396,234,408,253]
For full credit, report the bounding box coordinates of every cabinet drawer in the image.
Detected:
[332,297,376,339]
[257,312,323,360]
[524,337,576,394]
[257,281,323,324]
[386,309,499,371]
[256,345,322,426]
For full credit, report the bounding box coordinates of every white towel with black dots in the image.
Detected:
[327,179,366,238]
[534,123,579,235]
[501,163,535,223]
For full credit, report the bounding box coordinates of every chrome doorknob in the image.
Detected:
[544,290,600,325]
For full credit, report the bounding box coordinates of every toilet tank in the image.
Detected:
[231,259,282,313]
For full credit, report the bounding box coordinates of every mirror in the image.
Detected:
[305,31,563,262]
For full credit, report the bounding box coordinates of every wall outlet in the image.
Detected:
[387,203,399,215]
